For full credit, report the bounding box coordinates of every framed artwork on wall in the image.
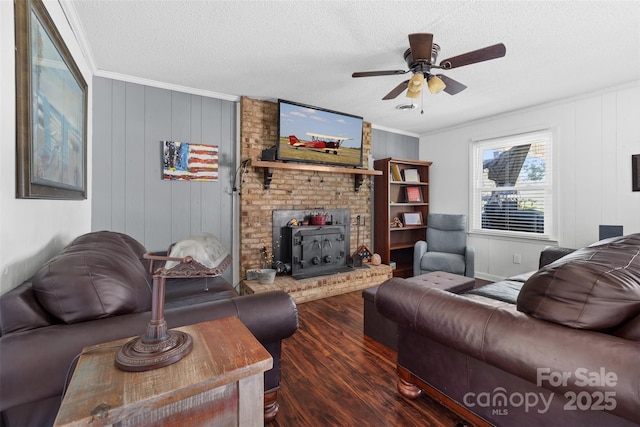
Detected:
[633,154,640,192]
[15,0,88,199]
[162,141,219,181]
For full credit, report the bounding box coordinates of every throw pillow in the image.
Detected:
[517,233,640,330]
[33,231,152,324]
[165,232,231,274]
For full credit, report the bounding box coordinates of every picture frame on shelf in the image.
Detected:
[15,0,88,200]
[402,212,423,226]
[403,168,420,182]
[633,154,640,192]
[404,186,423,203]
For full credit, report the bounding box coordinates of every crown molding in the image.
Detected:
[58,0,96,74]
[94,70,240,101]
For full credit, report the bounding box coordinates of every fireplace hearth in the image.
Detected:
[273,209,352,279]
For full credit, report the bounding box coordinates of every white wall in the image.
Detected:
[421,82,640,281]
[0,1,92,294]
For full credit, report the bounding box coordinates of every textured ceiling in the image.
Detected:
[68,0,640,136]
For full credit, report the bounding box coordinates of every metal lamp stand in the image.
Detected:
[115,253,211,372]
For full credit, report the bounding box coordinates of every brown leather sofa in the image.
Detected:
[0,231,298,427]
[376,234,640,427]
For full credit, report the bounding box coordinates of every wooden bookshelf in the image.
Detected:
[374,158,432,278]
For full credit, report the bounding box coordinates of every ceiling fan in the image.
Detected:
[352,33,506,101]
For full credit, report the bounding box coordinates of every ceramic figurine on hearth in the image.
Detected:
[371,253,382,266]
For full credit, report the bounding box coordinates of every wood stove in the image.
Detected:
[272,209,352,279]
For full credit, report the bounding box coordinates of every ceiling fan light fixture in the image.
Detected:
[405,73,424,98]
[352,33,504,101]
[427,75,446,94]
[409,72,424,87]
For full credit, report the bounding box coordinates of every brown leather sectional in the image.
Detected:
[376,234,640,427]
[0,231,298,426]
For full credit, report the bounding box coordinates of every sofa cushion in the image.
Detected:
[517,233,640,330]
[613,313,640,340]
[466,280,525,304]
[0,282,57,334]
[164,276,238,309]
[32,231,152,324]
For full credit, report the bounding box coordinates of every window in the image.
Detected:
[470,130,553,238]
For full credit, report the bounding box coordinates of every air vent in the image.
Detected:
[396,103,416,111]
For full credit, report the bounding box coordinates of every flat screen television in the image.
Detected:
[277,99,363,167]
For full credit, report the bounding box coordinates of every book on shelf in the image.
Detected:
[390,164,402,181]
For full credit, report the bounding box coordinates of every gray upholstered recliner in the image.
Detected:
[413,213,475,278]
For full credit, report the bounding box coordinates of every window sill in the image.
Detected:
[469,229,558,245]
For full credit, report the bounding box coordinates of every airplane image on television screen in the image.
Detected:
[288,133,351,155]
[278,99,363,167]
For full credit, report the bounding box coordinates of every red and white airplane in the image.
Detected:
[288,132,351,155]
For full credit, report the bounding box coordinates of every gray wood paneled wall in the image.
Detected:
[92,77,236,281]
[371,128,419,160]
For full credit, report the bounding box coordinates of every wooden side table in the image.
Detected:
[54,316,272,427]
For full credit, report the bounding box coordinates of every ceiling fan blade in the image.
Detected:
[437,74,467,95]
[352,70,407,78]
[439,43,506,69]
[382,80,410,100]
[408,33,434,62]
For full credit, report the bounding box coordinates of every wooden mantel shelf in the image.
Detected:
[249,159,382,191]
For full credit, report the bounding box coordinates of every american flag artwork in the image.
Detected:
[162,141,218,181]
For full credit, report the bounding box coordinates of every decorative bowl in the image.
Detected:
[257,268,276,285]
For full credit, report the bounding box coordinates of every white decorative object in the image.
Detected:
[165,233,230,271]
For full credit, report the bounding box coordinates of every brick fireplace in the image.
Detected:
[239,97,374,279]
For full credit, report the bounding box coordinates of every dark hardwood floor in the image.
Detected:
[270,290,466,427]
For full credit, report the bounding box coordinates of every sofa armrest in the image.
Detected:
[375,277,640,425]
[464,246,475,278]
[0,291,297,413]
[231,291,298,343]
[538,245,575,269]
[413,240,428,277]
[376,278,489,359]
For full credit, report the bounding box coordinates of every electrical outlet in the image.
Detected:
[513,253,522,264]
